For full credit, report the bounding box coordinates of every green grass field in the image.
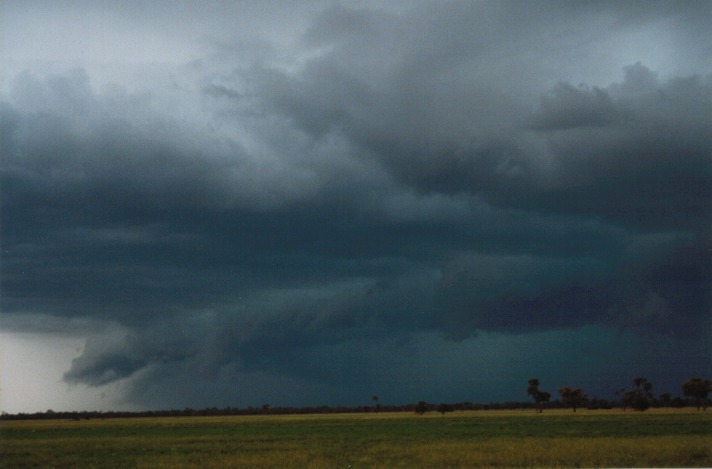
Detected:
[1,409,710,468]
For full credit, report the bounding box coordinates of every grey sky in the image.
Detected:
[1,0,710,413]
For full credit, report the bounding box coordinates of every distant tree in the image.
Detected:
[372,395,380,412]
[558,387,588,412]
[682,377,711,411]
[586,397,613,410]
[621,378,653,411]
[527,378,540,405]
[614,388,627,411]
[415,401,429,415]
[539,391,551,410]
[527,379,551,413]
[437,403,455,415]
[658,392,672,408]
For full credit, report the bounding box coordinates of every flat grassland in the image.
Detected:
[1,409,710,468]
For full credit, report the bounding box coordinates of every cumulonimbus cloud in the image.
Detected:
[2,1,710,408]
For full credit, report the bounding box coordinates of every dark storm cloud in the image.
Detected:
[524,67,712,230]
[612,237,712,336]
[229,2,712,234]
[434,235,712,339]
[248,27,712,229]
[530,82,621,130]
[2,0,711,408]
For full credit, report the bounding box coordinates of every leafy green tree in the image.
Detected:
[682,377,711,411]
[527,379,551,413]
[558,386,588,412]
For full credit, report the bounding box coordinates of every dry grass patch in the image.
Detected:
[1,409,710,468]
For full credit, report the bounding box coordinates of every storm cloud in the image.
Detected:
[1,0,710,410]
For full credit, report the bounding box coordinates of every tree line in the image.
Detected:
[523,376,710,413]
[1,377,708,421]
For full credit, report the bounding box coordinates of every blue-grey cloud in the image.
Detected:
[2,0,711,409]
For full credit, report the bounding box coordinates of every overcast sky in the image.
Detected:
[1,0,711,413]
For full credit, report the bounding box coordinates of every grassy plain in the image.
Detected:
[1,408,710,468]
